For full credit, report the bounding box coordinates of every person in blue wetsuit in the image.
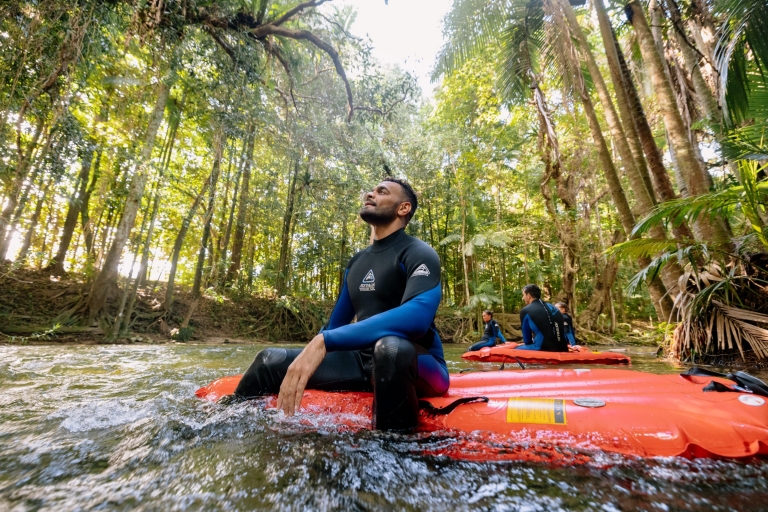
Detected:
[517,284,568,352]
[234,178,449,430]
[555,302,579,347]
[466,310,507,352]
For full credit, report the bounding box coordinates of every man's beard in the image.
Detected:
[359,202,399,225]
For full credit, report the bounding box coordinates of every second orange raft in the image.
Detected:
[462,342,631,365]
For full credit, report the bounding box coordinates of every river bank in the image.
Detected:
[1,266,664,348]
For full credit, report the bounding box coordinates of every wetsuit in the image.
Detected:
[562,313,578,346]
[466,319,507,352]
[234,228,449,430]
[518,299,568,352]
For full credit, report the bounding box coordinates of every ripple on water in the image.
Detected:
[0,344,767,511]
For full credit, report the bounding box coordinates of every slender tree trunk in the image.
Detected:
[561,0,683,298]
[592,0,656,200]
[163,175,211,311]
[17,179,53,260]
[0,116,44,254]
[276,159,300,296]
[81,149,103,256]
[226,124,255,283]
[50,142,95,274]
[86,80,171,323]
[192,129,224,299]
[572,46,674,319]
[626,0,733,250]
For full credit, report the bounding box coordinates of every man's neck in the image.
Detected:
[370,220,406,241]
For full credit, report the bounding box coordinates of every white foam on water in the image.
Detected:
[52,398,154,432]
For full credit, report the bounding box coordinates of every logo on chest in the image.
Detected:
[359,269,375,291]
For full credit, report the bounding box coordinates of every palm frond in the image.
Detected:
[434,0,511,79]
[605,238,684,260]
[714,0,768,126]
[630,183,768,238]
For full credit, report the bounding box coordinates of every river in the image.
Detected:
[1,343,766,511]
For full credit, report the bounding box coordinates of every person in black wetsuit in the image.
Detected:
[555,302,579,347]
[233,178,449,430]
[518,284,568,352]
[466,310,507,352]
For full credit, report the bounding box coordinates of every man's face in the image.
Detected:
[482,312,491,323]
[522,291,533,305]
[359,181,408,225]
[556,305,566,315]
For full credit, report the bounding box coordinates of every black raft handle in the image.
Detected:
[419,396,489,416]
[682,367,768,397]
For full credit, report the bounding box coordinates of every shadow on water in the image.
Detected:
[1,343,767,511]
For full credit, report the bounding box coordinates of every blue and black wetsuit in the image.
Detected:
[562,313,578,346]
[466,319,506,352]
[235,228,449,430]
[519,299,568,352]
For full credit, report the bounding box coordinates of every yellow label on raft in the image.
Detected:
[506,398,567,425]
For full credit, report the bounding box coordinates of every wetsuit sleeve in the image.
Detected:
[521,313,534,345]
[322,284,441,351]
[323,242,442,352]
[320,269,356,332]
[496,321,507,343]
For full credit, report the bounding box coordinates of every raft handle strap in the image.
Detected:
[499,357,526,371]
[682,367,768,397]
[419,396,489,416]
[702,380,749,394]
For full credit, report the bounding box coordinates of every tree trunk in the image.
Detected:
[592,0,656,201]
[571,42,674,320]
[276,159,300,296]
[0,116,44,255]
[85,80,171,323]
[192,129,224,298]
[226,124,255,283]
[49,142,95,274]
[163,175,211,311]
[17,179,54,261]
[626,0,733,250]
[562,0,683,296]
[81,148,103,256]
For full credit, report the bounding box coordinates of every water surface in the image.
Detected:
[1,343,766,511]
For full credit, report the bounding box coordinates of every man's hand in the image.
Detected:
[277,333,326,416]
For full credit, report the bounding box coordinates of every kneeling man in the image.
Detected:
[518,284,568,352]
[234,178,449,430]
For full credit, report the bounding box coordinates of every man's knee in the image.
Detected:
[372,336,417,380]
[234,348,289,398]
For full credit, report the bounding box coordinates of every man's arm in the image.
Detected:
[323,284,441,351]
[521,314,533,345]
[321,269,356,331]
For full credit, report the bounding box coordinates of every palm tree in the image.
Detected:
[436,0,675,319]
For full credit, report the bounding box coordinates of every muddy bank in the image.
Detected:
[0,266,660,347]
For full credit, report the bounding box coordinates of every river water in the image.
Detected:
[1,343,767,511]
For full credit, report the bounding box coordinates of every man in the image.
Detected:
[465,310,507,352]
[555,302,579,347]
[517,284,568,352]
[233,178,449,430]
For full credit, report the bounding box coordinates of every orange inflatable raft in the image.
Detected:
[196,368,768,463]
[462,342,631,365]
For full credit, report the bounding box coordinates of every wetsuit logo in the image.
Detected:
[360,270,375,291]
[412,264,430,277]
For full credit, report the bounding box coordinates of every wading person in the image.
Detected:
[518,284,568,352]
[233,178,449,430]
[465,310,506,352]
[555,302,579,347]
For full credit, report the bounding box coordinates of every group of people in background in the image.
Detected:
[466,284,580,353]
